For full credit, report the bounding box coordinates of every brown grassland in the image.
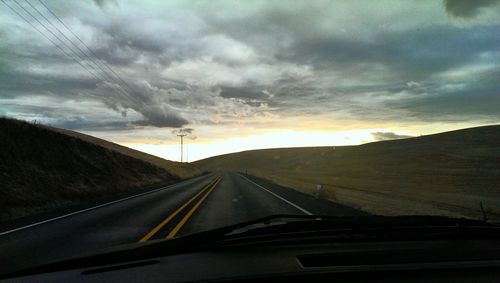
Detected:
[0,118,199,221]
[195,125,500,220]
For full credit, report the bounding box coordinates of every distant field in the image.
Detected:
[195,125,500,220]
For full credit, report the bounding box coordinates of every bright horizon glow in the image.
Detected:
[117,120,494,162]
[3,1,499,164]
[122,130,382,162]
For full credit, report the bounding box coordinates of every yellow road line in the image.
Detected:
[166,176,223,239]
[138,177,219,243]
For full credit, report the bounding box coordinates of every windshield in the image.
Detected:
[1,0,500,276]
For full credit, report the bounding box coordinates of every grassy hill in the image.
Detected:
[0,118,196,221]
[46,126,203,179]
[194,125,500,220]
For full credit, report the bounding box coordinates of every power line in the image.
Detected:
[24,1,109,78]
[5,0,144,110]
[37,0,139,99]
[30,0,139,102]
[21,0,136,103]
[10,0,103,79]
[7,0,139,105]
[1,0,102,82]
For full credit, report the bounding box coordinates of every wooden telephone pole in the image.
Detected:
[177,134,186,162]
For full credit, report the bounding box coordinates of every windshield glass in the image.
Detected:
[1,0,499,275]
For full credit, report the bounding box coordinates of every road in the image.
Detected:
[0,171,365,275]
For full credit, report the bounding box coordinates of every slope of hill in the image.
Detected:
[0,118,185,221]
[46,126,203,179]
[194,125,500,219]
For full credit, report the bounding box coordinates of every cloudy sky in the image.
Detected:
[1,0,499,161]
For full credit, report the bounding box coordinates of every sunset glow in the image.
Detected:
[2,1,499,162]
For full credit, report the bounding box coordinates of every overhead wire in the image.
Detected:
[20,0,138,104]
[26,0,140,104]
[24,1,110,78]
[37,0,138,96]
[3,0,141,106]
[13,0,107,80]
[1,0,102,82]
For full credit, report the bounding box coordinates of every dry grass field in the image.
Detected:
[46,126,203,179]
[194,125,500,220]
[0,118,200,221]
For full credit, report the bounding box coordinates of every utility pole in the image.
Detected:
[177,134,186,162]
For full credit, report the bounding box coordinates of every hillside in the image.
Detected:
[45,126,203,179]
[0,118,186,221]
[194,125,500,220]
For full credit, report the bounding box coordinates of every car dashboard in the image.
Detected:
[7,238,500,282]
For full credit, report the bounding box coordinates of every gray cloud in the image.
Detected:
[1,0,500,135]
[52,117,133,132]
[93,0,118,10]
[219,86,267,100]
[172,128,194,135]
[371,132,413,141]
[385,69,500,121]
[444,0,500,18]
[132,104,188,128]
[281,25,498,82]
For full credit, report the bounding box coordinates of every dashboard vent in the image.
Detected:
[297,249,466,267]
[81,260,159,275]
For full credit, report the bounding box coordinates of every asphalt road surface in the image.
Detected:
[0,171,366,275]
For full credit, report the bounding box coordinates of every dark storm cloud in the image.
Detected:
[93,0,118,10]
[133,117,187,128]
[52,117,133,131]
[172,128,194,134]
[78,19,167,67]
[280,25,499,81]
[444,0,500,18]
[0,69,99,98]
[2,0,500,134]
[219,86,267,100]
[0,64,189,129]
[91,43,140,66]
[131,103,188,128]
[192,1,500,124]
[387,70,500,121]
[101,24,165,55]
[371,132,413,141]
[0,18,191,129]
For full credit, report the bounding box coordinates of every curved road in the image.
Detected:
[0,171,365,275]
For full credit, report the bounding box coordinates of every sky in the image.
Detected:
[1,0,499,161]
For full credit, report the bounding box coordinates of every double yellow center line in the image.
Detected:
[139,176,222,242]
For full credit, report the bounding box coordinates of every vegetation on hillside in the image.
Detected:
[47,126,203,179]
[195,125,500,220]
[0,118,182,221]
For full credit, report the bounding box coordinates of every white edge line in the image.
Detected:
[238,173,313,215]
[0,174,212,236]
